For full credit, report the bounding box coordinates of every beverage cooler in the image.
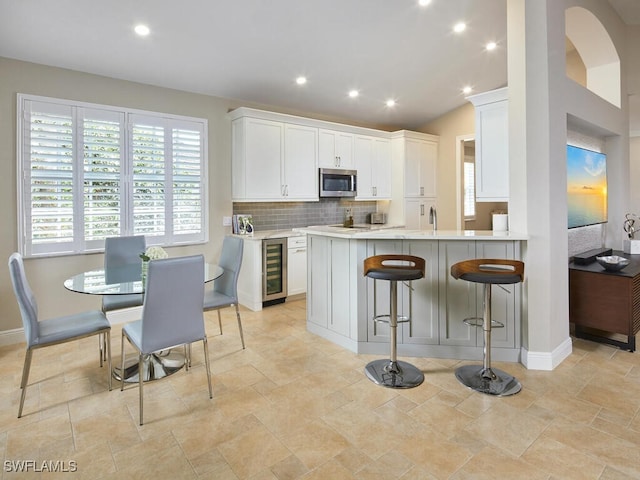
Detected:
[262,238,287,306]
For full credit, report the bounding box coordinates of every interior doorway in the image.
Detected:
[455,134,475,230]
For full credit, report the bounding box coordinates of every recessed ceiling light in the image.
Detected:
[386,99,396,107]
[418,0,431,6]
[486,41,497,51]
[134,24,150,36]
[453,22,466,34]
[462,86,472,95]
[296,76,307,85]
[348,90,359,98]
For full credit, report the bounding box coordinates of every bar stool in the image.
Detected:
[450,259,524,396]
[364,254,425,389]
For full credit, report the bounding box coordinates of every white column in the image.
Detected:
[508,0,572,369]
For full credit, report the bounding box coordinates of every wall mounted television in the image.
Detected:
[567,144,607,229]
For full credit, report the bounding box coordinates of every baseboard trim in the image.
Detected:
[521,336,573,371]
[0,307,142,347]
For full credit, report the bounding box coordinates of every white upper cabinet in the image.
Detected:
[232,117,283,201]
[354,135,391,200]
[467,87,509,202]
[284,124,318,200]
[231,109,318,202]
[402,135,438,198]
[318,129,354,169]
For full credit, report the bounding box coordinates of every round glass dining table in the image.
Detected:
[64,262,223,383]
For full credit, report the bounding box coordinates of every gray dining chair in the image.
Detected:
[100,235,146,364]
[102,235,146,313]
[120,254,212,425]
[204,236,245,349]
[8,252,112,418]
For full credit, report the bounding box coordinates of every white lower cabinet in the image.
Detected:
[365,240,439,345]
[287,236,307,296]
[439,240,518,348]
[307,235,350,337]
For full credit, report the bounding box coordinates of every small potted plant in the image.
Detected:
[140,246,169,281]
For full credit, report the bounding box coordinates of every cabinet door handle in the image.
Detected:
[420,186,424,196]
[420,204,424,216]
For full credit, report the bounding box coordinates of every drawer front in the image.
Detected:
[288,236,307,248]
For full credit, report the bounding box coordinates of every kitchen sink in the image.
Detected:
[328,224,370,229]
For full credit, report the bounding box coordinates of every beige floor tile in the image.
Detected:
[521,436,605,479]
[279,419,350,470]
[217,424,291,479]
[463,402,550,457]
[1,300,639,479]
[450,446,548,479]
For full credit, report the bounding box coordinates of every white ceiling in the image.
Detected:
[0,0,636,131]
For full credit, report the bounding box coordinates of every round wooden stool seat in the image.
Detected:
[364,255,425,282]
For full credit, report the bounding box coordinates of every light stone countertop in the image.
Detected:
[295,225,528,241]
[231,229,305,241]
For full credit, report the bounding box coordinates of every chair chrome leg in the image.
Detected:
[235,304,245,349]
[203,337,213,398]
[120,331,126,392]
[139,353,144,426]
[99,334,104,367]
[217,310,223,335]
[18,349,33,418]
[105,330,112,391]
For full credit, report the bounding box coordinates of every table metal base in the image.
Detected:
[455,365,521,396]
[113,351,185,383]
[365,359,425,389]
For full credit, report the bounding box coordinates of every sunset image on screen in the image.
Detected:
[567,144,607,229]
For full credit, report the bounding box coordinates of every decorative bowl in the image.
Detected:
[595,255,630,272]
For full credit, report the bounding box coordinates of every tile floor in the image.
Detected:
[0,299,639,479]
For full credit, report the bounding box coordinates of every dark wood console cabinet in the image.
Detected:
[569,251,640,352]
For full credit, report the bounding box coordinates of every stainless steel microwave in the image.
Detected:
[319,168,357,198]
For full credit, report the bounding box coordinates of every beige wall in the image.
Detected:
[416,104,507,230]
[0,57,243,331]
[0,57,396,337]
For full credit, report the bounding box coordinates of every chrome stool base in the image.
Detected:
[365,359,425,389]
[455,364,521,396]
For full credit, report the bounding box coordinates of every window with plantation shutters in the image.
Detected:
[18,94,208,257]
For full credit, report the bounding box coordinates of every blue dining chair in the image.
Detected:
[120,254,212,425]
[8,252,112,418]
[204,236,245,349]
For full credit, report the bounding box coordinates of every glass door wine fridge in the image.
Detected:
[262,238,288,306]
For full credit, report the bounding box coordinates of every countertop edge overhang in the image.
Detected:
[294,226,528,241]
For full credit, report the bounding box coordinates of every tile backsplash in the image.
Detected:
[233,198,377,231]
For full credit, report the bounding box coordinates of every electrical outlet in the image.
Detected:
[222,216,232,226]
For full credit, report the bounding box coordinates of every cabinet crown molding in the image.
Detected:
[466,86,508,107]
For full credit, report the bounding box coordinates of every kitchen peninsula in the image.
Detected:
[297,226,527,363]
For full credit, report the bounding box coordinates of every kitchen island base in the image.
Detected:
[301,227,526,364]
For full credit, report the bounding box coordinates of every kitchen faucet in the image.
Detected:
[429,206,437,232]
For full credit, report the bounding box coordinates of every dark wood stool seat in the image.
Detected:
[450,258,524,397]
[363,255,425,389]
